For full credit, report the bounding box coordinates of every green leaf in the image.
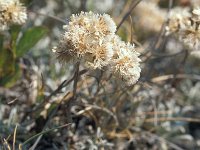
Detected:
[21,0,35,6]
[10,25,21,42]
[118,27,128,42]
[10,25,22,56]
[0,34,3,50]
[0,64,21,87]
[16,26,48,58]
[0,48,15,78]
[0,47,21,87]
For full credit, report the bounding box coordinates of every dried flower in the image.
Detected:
[84,37,114,69]
[166,7,191,34]
[0,0,27,31]
[53,12,141,86]
[53,11,116,69]
[110,35,141,86]
[166,7,200,51]
[179,24,200,50]
[67,11,116,36]
[192,7,200,22]
[192,8,200,16]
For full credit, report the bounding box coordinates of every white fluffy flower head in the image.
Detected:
[192,7,200,22]
[53,12,141,86]
[53,11,116,69]
[166,7,191,34]
[166,7,200,51]
[111,36,141,86]
[0,0,27,30]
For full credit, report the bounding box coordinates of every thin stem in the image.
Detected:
[28,10,66,24]
[150,0,174,51]
[22,124,71,147]
[72,62,80,99]
[66,62,80,123]
[117,0,143,31]
[27,69,87,114]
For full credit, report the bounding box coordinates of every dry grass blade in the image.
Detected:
[12,125,17,150]
[22,124,71,149]
[151,74,200,83]
[146,132,185,150]
[3,138,11,150]
[28,92,71,150]
[82,104,119,126]
[144,117,200,123]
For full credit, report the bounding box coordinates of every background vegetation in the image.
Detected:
[1,0,200,149]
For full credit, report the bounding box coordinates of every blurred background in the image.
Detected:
[1,0,200,149]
